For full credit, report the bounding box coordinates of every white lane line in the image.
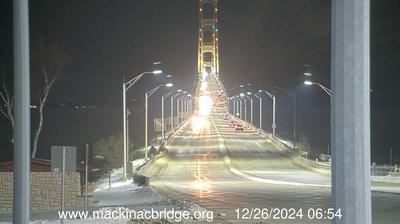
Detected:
[211,115,330,188]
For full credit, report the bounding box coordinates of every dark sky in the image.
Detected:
[1,0,333,103]
[1,0,400,162]
[1,0,397,104]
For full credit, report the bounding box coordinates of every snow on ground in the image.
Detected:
[0,163,211,224]
[372,175,400,184]
[94,159,145,192]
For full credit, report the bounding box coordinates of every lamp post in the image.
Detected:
[122,69,162,180]
[177,95,185,125]
[170,90,182,130]
[235,95,240,117]
[185,94,193,120]
[252,93,262,133]
[145,83,173,160]
[274,87,297,150]
[245,92,254,125]
[238,94,244,120]
[232,97,237,116]
[304,80,331,96]
[161,90,174,143]
[258,89,276,137]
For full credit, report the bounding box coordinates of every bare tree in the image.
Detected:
[31,41,69,158]
[0,74,14,142]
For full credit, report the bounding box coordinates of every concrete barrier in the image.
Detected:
[293,157,331,176]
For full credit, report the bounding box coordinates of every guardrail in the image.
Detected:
[293,156,331,176]
[228,114,334,175]
[228,114,294,152]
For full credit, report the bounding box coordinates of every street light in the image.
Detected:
[235,95,240,117]
[184,94,193,120]
[161,90,175,143]
[252,93,262,133]
[171,90,183,130]
[304,72,312,76]
[122,69,163,180]
[177,95,186,125]
[145,83,173,160]
[237,95,244,120]
[258,89,276,137]
[245,92,254,125]
[274,87,297,150]
[304,80,332,96]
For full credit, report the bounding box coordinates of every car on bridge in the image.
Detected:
[228,121,236,127]
[235,123,244,132]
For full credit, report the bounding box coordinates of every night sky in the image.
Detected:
[1,0,400,163]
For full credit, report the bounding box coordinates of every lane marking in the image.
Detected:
[211,115,331,188]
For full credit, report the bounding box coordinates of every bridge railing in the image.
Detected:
[227,113,294,152]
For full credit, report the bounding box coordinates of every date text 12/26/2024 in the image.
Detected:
[235,208,342,220]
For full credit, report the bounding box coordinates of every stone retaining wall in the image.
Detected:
[0,172,85,213]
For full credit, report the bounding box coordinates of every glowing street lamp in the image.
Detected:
[145,83,173,160]
[245,92,254,125]
[304,80,331,96]
[304,80,313,85]
[304,72,312,76]
[258,89,276,137]
[122,69,163,180]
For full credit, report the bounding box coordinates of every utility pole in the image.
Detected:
[331,0,371,223]
[61,147,66,224]
[84,144,89,211]
[390,148,393,169]
[13,0,31,223]
[144,92,149,160]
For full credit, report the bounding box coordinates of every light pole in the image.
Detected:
[304,80,331,96]
[274,87,297,150]
[245,92,254,125]
[144,83,173,160]
[185,94,193,120]
[304,75,331,152]
[177,95,185,125]
[242,95,248,121]
[227,97,231,113]
[122,69,162,180]
[232,97,237,116]
[161,90,174,143]
[258,89,276,137]
[238,94,244,120]
[170,90,182,130]
[235,95,240,117]
[252,93,262,132]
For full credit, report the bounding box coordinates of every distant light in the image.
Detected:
[200,81,208,91]
[187,94,192,97]
[183,91,187,94]
[258,89,263,93]
[152,70,162,74]
[198,96,213,116]
[165,83,174,87]
[304,72,312,76]
[239,85,244,88]
[246,92,252,95]
[177,89,182,92]
[240,93,245,97]
[304,80,313,85]
[166,74,172,78]
[153,61,162,65]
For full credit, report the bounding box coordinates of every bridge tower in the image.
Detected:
[197,0,219,81]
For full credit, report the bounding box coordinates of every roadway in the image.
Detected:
[146,86,400,223]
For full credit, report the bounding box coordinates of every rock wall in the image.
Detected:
[0,172,85,213]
